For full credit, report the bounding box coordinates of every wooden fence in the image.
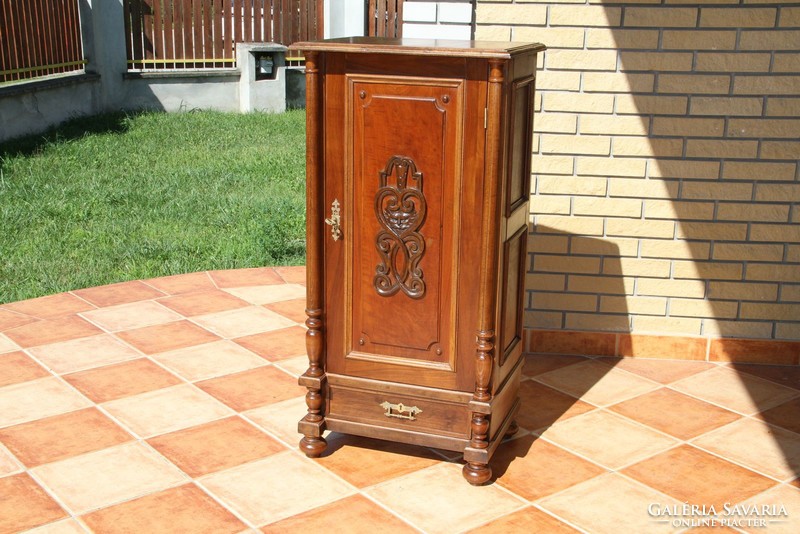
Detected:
[0,0,85,84]
[368,0,403,39]
[124,0,323,70]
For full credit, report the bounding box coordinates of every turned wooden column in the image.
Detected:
[463,58,507,486]
[298,50,327,458]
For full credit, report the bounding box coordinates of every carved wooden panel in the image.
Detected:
[374,155,427,299]
[347,76,463,373]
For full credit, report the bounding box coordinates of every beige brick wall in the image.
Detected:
[476,1,800,341]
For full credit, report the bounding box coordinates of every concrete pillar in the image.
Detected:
[81,0,128,110]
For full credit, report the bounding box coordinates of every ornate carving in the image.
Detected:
[374,156,427,299]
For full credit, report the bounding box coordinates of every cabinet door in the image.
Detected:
[326,75,465,389]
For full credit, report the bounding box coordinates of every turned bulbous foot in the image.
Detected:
[299,436,327,458]
[462,462,492,485]
[504,420,519,439]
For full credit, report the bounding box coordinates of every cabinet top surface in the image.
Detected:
[289,37,546,58]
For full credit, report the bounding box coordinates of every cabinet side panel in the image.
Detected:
[499,226,527,366]
[506,78,535,216]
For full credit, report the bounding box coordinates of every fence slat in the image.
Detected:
[254,0,263,42]
[153,0,164,70]
[163,0,174,67]
[143,0,156,64]
[222,0,232,64]
[182,0,192,67]
[244,0,252,42]
[212,0,222,66]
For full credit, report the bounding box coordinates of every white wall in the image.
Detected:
[326,0,366,39]
[403,1,474,40]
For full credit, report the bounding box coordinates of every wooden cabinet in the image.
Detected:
[291,37,545,484]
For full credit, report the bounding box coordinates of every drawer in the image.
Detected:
[327,384,471,439]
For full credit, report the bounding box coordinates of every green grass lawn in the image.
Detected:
[0,110,306,304]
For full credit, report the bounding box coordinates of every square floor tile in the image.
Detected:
[225,283,306,305]
[273,355,311,378]
[263,299,307,323]
[0,308,37,330]
[597,357,715,384]
[466,506,580,533]
[0,334,21,354]
[692,418,800,482]
[0,443,22,476]
[539,410,678,470]
[144,272,216,296]
[759,397,800,435]
[27,334,142,374]
[314,433,442,488]
[117,320,220,355]
[63,358,182,403]
[81,484,246,534]
[147,417,285,477]
[158,290,250,317]
[365,463,525,534]
[622,445,776,510]
[234,326,307,361]
[492,435,607,500]
[102,384,233,438]
[738,484,800,533]
[208,268,284,288]
[5,316,102,348]
[200,450,354,526]
[535,360,661,407]
[18,518,86,534]
[609,388,742,440]
[196,366,302,411]
[0,474,67,533]
[245,395,308,447]
[192,307,296,339]
[731,363,800,391]
[0,408,132,467]
[31,442,187,514]
[523,354,588,378]
[3,293,95,320]
[537,473,681,534]
[73,280,166,307]
[81,301,182,332]
[671,367,800,415]
[151,340,268,382]
[265,494,415,533]
[0,351,50,387]
[274,266,306,285]
[0,377,91,428]
[516,380,596,432]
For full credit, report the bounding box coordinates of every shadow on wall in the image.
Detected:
[524,0,800,490]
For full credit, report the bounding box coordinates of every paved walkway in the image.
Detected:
[0,267,799,533]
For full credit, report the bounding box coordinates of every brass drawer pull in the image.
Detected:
[380,401,422,421]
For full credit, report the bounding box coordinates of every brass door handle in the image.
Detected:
[325,199,341,241]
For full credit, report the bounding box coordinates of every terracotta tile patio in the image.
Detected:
[1,267,799,533]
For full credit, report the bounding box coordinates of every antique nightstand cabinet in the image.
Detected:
[291,37,545,484]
